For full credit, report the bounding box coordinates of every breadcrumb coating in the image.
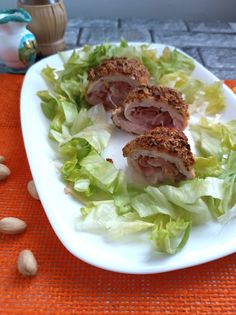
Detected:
[122,127,195,171]
[124,85,189,119]
[88,57,149,85]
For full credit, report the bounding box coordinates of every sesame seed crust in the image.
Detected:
[122,127,195,170]
[124,85,189,119]
[88,57,149,85]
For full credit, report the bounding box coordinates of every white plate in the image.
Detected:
[20,44,236,274]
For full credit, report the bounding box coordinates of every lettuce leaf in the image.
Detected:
[203,82,226,115]
[41,65,57,87]
[79,150,120,194]
[190,119,236,222]
[37,91,58,120]
[76,201,154,238]
[113,171,132,215]
[209,152,236,221]
[59,138,91,161]
[74,178,91,195]
[223,150,236,177]
[48,105,112,153]
[62,149,120,195]
[131,186,177,219]
[71,105,112,153]
[190,118,236,157]
[159,177,224,206]
[194,156,221,178]
[151,215,192,254]
[158,71,190,89]
[154,48,195,82]
[159,72,226,115]
[206,174,236,221]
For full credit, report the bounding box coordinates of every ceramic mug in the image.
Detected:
[0,8,37,72]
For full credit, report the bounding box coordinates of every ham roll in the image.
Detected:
[122,127,195,184]
[85,57,149,111]
[112,85,189,134]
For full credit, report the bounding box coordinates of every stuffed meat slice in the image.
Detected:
[112,85,189,134]
[85,57,149,111]
[122,127,195,184]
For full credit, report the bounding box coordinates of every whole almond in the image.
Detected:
[0,163,10,181]
[17,249,38,277]
[0,217,27,234]
[27,180,39,200]
[0,155,5,163]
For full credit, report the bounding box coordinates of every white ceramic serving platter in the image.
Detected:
[20,43,236,274]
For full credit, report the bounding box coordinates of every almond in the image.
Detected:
[27,180,39,200]
[0,155,5,163]
[0,217,27,234]
[0,163,10,181]
[17,249,38,277]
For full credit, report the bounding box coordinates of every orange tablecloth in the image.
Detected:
[0,74,236,315]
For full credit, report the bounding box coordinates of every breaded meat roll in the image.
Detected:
[85,57,149,111]
[112,85,189,134]
[122,127,195,184]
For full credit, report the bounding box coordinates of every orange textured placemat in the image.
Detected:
[0,74,236,315]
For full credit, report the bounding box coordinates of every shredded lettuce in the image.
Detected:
[79,150,119,193]
[76,201,154,238]
[38,41,236,255]
[37,91,58,120]
[159,72,226,115]
[153,48,195,82]
[203,82,226,115]
[159,177,225,207]
[131,186,177,219]
[190,118,236,158]
[190,119,236,221]
[48,104,112,154]
[151,215,191,254]
[194,156,221,178]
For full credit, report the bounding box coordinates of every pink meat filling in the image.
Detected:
[130,106,173,127]
[87,81,132,111]
[137,156,185,181]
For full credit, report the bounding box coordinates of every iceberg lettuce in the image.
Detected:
[190,118,236,157]
[194,156,221,178]
[159,72,226,115]
[151,215,191,254]
[48,104,112,154]
[79,150,120,194]
[153,48,195,82]
[131,186,177,219]
[76,201,154,238]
